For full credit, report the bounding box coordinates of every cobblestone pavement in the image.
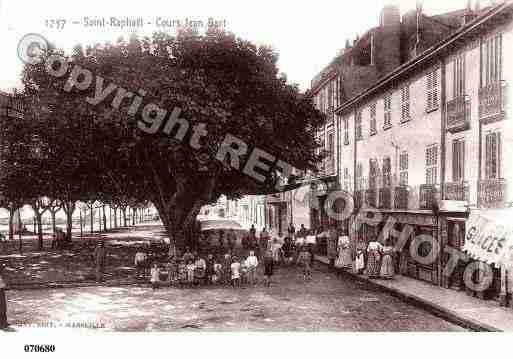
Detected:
[5,263,466,332]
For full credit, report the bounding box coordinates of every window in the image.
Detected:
[485,132,502,179]
[401,85,410,122]
[344,167,350,191]
[356,162,363,190]
[369,103,377,135]
[383,93,392,129]
[343,117,349,145]
[369,158,378,189]
[356,110,362,140]
[448,221,465,249]
[399,152,408,186]
[425,145,438,185]
[452,139,465,182]
[327,132,335,172]
[335,75,343,108]
[480,34,502,87]
[453,53,466,98]
[383,156,391,187]
[426,68,439,111]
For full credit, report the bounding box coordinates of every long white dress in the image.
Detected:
[335,236,352,270]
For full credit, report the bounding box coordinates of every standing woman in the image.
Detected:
[335,235,352,276]
[0,264,9,329]
[366,239,383,279]
[379,239,395,279]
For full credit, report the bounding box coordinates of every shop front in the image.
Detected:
[461,209,513,308]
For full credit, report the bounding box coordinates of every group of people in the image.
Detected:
[137,247,276,289]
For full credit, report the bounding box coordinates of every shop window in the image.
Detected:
[448,221,465,249]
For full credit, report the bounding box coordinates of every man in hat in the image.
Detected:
[0,264,9,329]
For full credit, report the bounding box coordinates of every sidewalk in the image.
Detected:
[315,255,513,331]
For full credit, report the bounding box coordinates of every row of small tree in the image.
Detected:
[0,27,324,254]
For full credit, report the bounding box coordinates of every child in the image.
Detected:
[298,246,312,281]
[150,263,160,290]
[178,259,188,287]
[212,260,222,284]
[230,256,241,288]
[167,256,178,286]
[205,254,215,285]
[186,260,195,287]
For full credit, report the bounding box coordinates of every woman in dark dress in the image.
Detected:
[0,264,8,329]
[263,249,274,287]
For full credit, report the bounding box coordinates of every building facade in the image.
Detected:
[333,2,513,307]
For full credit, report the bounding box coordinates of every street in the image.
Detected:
[6,262,465,331]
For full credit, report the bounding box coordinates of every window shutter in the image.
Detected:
[432,70,438,107]
[497,132,502,178]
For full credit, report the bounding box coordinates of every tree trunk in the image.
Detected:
[8,208,14,241]
[80,209,83,238]
[132,208,136,226]
[61,201,75,240]
[103,205,107,231]
[35,212,43,250]
[122,207,127,227]
[89,204,94,234]
[113,207,118,228]
[98,208,102,232]
[51,211,57,234]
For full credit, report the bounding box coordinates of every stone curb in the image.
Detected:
[313,255,498,332]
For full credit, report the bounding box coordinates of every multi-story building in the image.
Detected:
[334,1,513,306]
[265,2,476,235]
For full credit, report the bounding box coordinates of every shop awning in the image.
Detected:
[463,208,513,268]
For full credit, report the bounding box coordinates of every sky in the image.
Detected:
[0,0,482,93]
[0,0,482,219]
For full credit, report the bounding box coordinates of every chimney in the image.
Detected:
[462,1,477,25]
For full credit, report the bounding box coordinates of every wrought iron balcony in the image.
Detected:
[419,184,438,210]
[394,186,409,209]
[443,182,469,201]
[478,179,507,209]
[379,187,392,209]
[446,95,470,133]
[479,81,506,123]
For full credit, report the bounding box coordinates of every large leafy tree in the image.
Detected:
[22,28,324,251]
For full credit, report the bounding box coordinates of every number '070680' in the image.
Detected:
[23,345,56,353]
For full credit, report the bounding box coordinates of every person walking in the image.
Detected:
[334,235,353,277]
[230,256,241,288]
[0,264,9,329]
[134,249,147,279]
[379,239,395,279]
[366,239,383,279]
[245,250,259,286]
[150,263,160,290]
[287,223,296,242]
[93,241,107,282]
[327,226,338,272]
[298,246,312,281]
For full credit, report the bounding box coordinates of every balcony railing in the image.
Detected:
[394,186,409,209]
[479,81,506,123]
[478,179,507,209]
[446,95,470,133]
[365,188,377,208]
[443,182,469,201]
[419,184,438,210]
[379,187,392,209]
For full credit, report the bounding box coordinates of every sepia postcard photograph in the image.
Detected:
[0,0,513,357]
